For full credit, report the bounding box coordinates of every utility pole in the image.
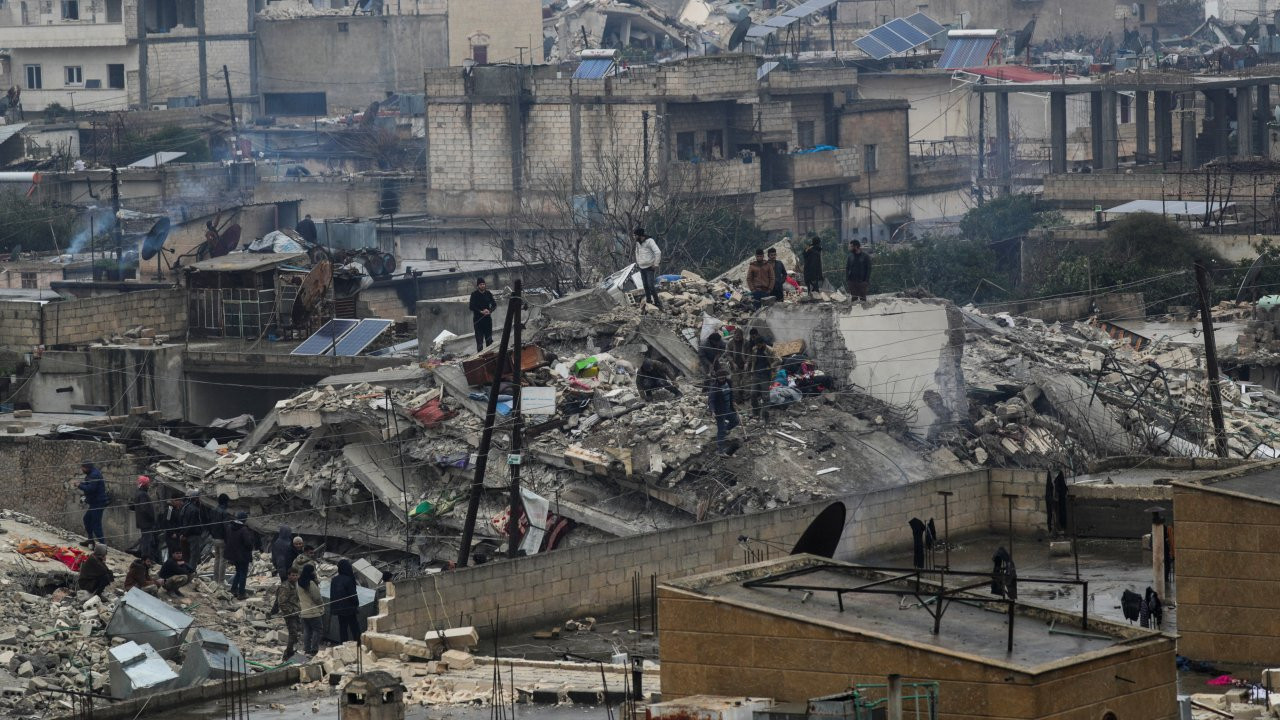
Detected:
[506,279,525,559]
[109,164,122,262]
[1194,259,1229,458]
[457,302,517,567]
[222,65,238,135]
[976,76,986,206]
[641,110,651,211]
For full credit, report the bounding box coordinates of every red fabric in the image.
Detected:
[1207,675,1235,686]
[411,398,457,428]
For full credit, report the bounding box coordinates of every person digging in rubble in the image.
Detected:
[746,248,775,309]
[844,239,871,301]
[130,475,161,563]
[706,357,740,457]
[226,511,257,600]
[802,235,823,294]
[331,559,362,643]
[159,550,195,597]
[468,277,497,353]
[209,493,232,587]
[270,525,297,580]
[698,330,726,376]
[297,564,324,658]
[77,543,114,596]
[637,357,682,400]
[767,248,788,303]
[124,556,163,596]
[633,227,663,309]
[270,568,303,662]
[77,461,108,547]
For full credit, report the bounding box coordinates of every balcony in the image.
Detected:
[0,21,127,48]
[909,154,970,192]
[767,147,861,190]
[670,157,761,197]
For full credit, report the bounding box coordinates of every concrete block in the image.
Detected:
[441,650,474,670]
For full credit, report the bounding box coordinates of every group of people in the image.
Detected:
[695,327,787,455]
[73,462,364,663]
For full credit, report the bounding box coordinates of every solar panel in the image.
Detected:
[291,319,359,356]
[331,318,394,357]
[746,25,776,38]
[783,0,837,18]
[572,59,614,79]
[905,12,945,36]
[756,61,780,80]
[869,25,913,53]
[939,37,999,68]
[886,17,930,45]
[854,35,894,60]
[764,14,799,27]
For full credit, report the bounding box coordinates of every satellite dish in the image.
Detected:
[140,217,171,261]
[1014,16,1036,55]
[292,259,332,326]
[210,223,241,258]
[727,17,752,51]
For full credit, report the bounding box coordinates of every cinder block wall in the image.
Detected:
[370,468,1051,637]
[41,289,187,347]
[1174,482,1280,664]
[0,437,140,542]
[0,301,44,350]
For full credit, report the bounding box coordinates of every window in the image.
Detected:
[703,129,724,159]
[24,64,41,90]
[105,0,119,21]
[797,206,816,235]
[107,63,125,89]
[20,272,37,289]
[797,120,815,148]
[60,0,76,19]
[337,21,348,31]
[1136,3,1145,21]
[471,44,488,64]
[864,143,878,172]
[64,66,82,85]
[676,131,696,161]
[20,0,27,24]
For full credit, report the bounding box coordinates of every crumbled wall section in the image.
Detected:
[368,468,1051,637]
[0,438,139,540]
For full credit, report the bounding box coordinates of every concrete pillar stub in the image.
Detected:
[1099,91,1118,170]
[1050,92,1067,174]
[1154,91,1173,163]
[1237,85,1255,157]
[1136,91,1150,163]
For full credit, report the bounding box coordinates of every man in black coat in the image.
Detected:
[270,526,297,580]
[468,277,497,353]
[225,512,257,600]
[130,476,160,562]
[330,559,362,643]
[844,239,872,301]
[294,214,318,244]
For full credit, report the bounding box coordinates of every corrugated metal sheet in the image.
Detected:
[316,220,377,251]
[938,37,999,68]
[573,59,615,79]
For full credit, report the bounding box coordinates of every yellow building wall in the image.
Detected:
[446,0,542,66]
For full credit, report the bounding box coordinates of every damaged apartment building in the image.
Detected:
[416,54,971,260]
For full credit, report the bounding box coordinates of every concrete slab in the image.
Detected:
[141,431,220,471]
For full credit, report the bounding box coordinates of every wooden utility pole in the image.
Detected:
[457,299,516,567]
[109,164,122,262]
[506,279,524,559]
[222,65,238,135]
[1193,259,1229,457]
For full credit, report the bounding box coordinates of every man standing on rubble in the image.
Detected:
[77,543,114,596]
[633,227,663,309]
[180,489,207,568]
[164,496,184,559]
[77,461,108,547]
[468,277,497,353]
[270,568,303,661]
[706,356,740,456]
[271,526,296,580]
[748,333,774,421]
[294,214,318,245]
[747,249,775,309]
[844,239,871,301]
[802,235,824,294]
[291,543,317,577]
[297,564,324,658]
[130,476,160,562]
[226,512,256,600]
[209,494,232,587]
[767,248,788,302]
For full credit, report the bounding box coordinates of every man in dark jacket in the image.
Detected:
[802,235,823,294]
[636,358,681,400]
[130,475,160,562]
[124,556,163,595]
[209,494,232,587]
[330,559,362,643]
[163,496,184,559]
[77,543,114,595]
[77,461,108,546]
[294,214,318,244]
[159,550,195,597]
[745,249,775,309]
[270,526,296,580]
[844,239,871,301]
[767,248,787,302]
[468,277,497,353]
[179,490,206,568]
[225,512,256,600]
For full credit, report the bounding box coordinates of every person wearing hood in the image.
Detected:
[297,564,324,657]
[129,476,160,562]
[270,526,296,580]
[330,559,362,643]
[77,461,109,546]
[225,511,256,600]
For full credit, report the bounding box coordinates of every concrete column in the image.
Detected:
[995,91,1011,194]
[1154,91,1173,163]
[1099,90,1118,170]
[1238,85,1255,157]
[1257,84,1271,157]
[887,674,904,720]
[1209,89,1230,159]
[1050,91,1068,174]
[1181,92,1199,170]
[1151,516,1166,600]
[1136,91,1150,163]
[1089,91,1103,168]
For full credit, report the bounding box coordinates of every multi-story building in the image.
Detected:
[0,0,256,112]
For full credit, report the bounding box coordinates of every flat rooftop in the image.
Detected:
[668,555,1158,670]
[971,69,1280,93]
[1183,461,1280,504]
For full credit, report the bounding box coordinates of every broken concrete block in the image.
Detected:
[15,662,32,678]
[11,409,31,418]
[440,650,474,670]
[1049,540,1073,557]
[359,632,404,657]
[425,626,478,651]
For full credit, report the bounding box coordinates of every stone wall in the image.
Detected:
[368,468,1051,638]
[1174,478,1280,664]
[1043,171,1280,209]
[0,437,141,542]
[0,301,44,351]
[41,289,188,348]
[840,104,910,196]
